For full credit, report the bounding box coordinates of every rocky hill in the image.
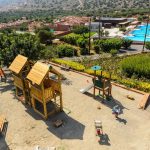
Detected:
[0,0,149,11]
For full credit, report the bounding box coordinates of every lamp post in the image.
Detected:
[99,16,101,40]
[88,17,91,55]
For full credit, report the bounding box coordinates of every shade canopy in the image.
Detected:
[9,54,28,74]
[91,65,101,71]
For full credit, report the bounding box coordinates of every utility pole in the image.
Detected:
[142,20,149,52]
[88,17,91,55]
[99,16,101,40]
[142,0,150,52]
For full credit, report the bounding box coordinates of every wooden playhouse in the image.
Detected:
[26,62,63,119]
[9,55,33,104]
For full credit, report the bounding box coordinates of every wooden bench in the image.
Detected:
[138,94,150,110]
[0,115,7,135]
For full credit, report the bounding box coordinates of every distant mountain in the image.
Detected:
[0,0,149,11]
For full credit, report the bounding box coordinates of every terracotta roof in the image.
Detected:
[27,62,49,85]
[9,55,28,74]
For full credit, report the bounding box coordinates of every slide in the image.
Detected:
[80,84,94,94]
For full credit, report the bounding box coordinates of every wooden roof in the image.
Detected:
[27,62,50,85]
[9,55,28,74]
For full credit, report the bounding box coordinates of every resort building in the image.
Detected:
[95,17,128,28]
[85,22,102,32]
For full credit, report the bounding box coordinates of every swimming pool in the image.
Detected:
[124,24,150,42]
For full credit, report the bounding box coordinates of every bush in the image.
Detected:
[80,48,89,55]
[120,54,150,79]
[52,59,85,71]
[77,37,87,48]
[57,44,77,57]
[38,30,54,45]
[119,27,126,32]
[94,45,100,54]
[94,38,122,53]
[72,25,89,34]
[122,39,133,49]
[110,49,118,56]
[145,42,150,50]
[60,33,81,45]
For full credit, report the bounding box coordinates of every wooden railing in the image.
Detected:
[13,75,23,89]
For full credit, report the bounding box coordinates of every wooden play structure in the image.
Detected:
[0,68,6,82]
[93,71,112,99]
[0,115,7,136]
[27,62,63,119]
[9,55,33,104]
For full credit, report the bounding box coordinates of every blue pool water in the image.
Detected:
[124,24,150,42]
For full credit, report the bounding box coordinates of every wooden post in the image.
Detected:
[42,83,48,119]
[93,70,96,98]
[59,77,63,111]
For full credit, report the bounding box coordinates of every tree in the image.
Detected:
[0,33,45,67]
[38,30,54,45]
[72,25,89,35]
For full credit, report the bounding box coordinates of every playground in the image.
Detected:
[0,60,150,150]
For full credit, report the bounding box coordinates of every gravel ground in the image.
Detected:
[0,66,150,150]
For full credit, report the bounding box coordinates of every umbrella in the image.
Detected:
[91,65,101,71]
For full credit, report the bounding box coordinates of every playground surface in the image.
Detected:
[0,65,150,150]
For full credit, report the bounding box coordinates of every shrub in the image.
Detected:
[120,54,150,79]
[110,49,118,56]
[60,33,81,45]
[119,27,126,32]
[57,44,77,57]
[122,39,133,49]
[94,45,100,54]
[145,42,150,50]
[77,37,87,48]
[94,38,122,53]
[80,48,89,55]
[72,25,89,34]
[52,59,85,71]
[38,30,54,45]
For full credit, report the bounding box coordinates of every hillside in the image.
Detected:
[0,0,149,11]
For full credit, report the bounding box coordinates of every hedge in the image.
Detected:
[52,59,85,71]
[94,38,122,53]
[57,44,77,57]
[120,55,150,79]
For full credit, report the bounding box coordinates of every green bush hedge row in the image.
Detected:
[52,59,85,71]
